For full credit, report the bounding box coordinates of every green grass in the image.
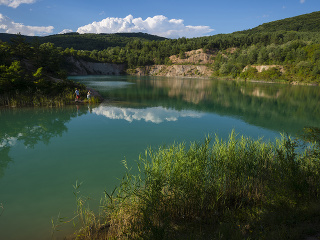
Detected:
[0,87,101,107]
[0,93,74,107]
[60,128,320,240]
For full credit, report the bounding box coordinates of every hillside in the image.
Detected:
[0,10,319,93]
[0,32,167,51]
[39,32,167,50]
[0,11,319,51]
[238,11,320,34]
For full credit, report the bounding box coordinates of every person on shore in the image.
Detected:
[87,90,91,100]
[75,88,80,101]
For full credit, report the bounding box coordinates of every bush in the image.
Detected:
[239,66,258,79]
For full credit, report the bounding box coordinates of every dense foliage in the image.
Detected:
[0,32,167,51]
[39,32,166,51]
[57,11,320,82]
[0,35,86,107]
[239,11,320,33]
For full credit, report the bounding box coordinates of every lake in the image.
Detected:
[0,76,319,240]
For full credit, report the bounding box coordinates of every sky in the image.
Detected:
[0,0,319,38]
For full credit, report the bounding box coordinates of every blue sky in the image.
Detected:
[0,0,319,38]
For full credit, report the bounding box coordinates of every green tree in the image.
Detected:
[9,33,30,60]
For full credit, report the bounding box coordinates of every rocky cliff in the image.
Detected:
[132,64,213,77]
[66,56,126,76]
[129,48,214,78]
[66,50,284,79]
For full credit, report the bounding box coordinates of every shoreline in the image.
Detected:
[1,74,318,109]
[126,68,320,86]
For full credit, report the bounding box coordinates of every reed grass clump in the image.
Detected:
[69,129,320,240]
[0,78,87,107]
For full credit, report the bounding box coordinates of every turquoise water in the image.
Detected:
[0,76,319,239]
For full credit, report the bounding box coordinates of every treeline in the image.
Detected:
[64,31,320,62]
[64,30,320,82]
[0,32,167,51]
[38,32,167,51]
[212,36,320,82]
[61,11,320,82]
[240,10,320,33]
[0,35,85,107]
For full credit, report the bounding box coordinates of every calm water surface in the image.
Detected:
[0,76,319,240]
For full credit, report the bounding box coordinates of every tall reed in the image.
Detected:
[69,129,320,239]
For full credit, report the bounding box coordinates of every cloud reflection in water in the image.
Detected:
[0,133,23,148]
[92,106,203,123]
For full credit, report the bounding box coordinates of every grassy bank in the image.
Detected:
[0,36,102,107]
[0,79,102,107]
[59,128,320,240]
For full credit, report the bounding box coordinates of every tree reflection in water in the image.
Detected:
[0,147,12,179]
[0,105,89,178]
[102,77,320,134]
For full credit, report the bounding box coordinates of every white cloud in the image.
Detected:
[0,0,37,8]
[59,29,73,34]
[92,106,202,124]
[0,13,54,36]
[300,0,305,3]
[77,15,214,38]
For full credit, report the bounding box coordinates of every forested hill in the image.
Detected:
[0,11,319,51]
[0,32,167,51]
[238,11,320,34]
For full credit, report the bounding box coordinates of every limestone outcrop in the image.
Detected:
[243,65,285,73]
[132,65,213,77]
[169,49,215,64]
[65,50,288,79]
[130,49,215,77]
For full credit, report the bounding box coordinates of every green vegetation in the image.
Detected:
[0,34,87,107]
[40,32,167,51]
[56,11,320,82]
[57,28,320,82]
[239,11,320,33]
[1,11,320,106]
[58,128,320,239]
[0,32,167,51]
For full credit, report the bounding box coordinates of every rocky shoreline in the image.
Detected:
[65,51,319,86]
